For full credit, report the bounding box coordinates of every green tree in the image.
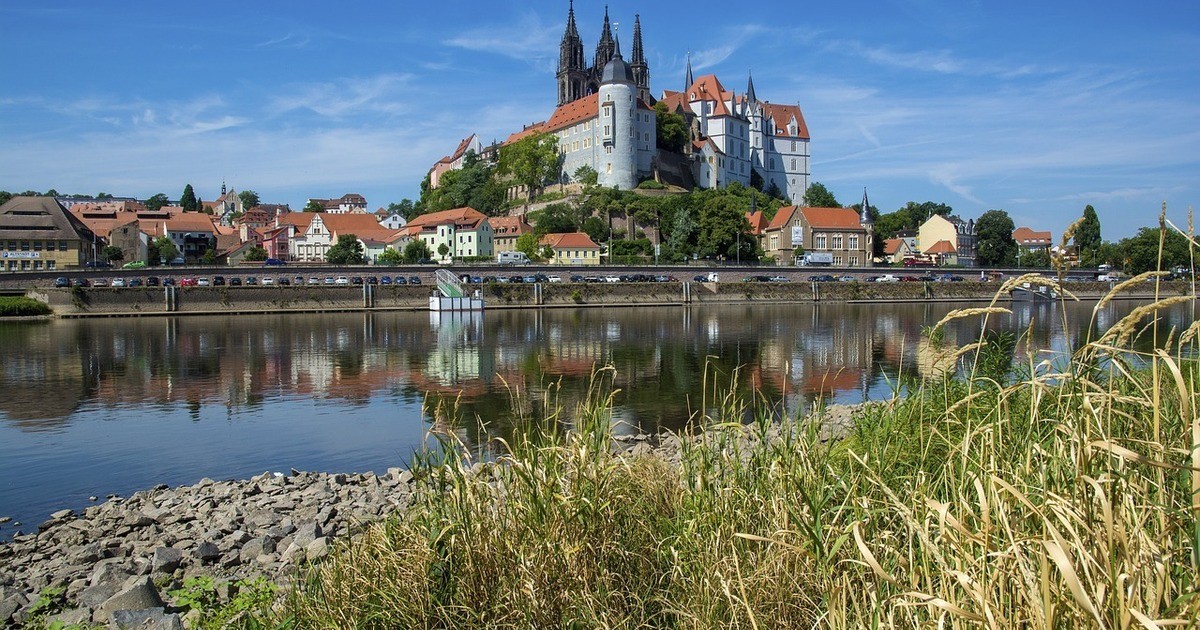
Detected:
[802,182,839,208]
[326,234,365,265]
[378,247,403,265]
[201,248,217,265]
[180,184,198,212]
[151,236,178,263]
[498,131,560,201]
[303,199,324,213]
[574,165,599,187]
[515,233,541,259]
[388,200,419,221]
[239,190,261,211]
[975,209,1018,266]
[529,202,579,234]
[437,243,451,260]
[243,246,268,262]
[0,191,11,206]
[654,101,689,152]
[401,240,432,263]
[581,216,609,244]
[696,194,755,261]
[101,245,125,263]
[1118,225,1191,274]
[1074,204,1102,266]
[145,193,170,211]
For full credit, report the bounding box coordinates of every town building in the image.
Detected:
[1012,226,1052,252]
[0,196,99,271]
[401,207,494,263]
[430,135,485,190]
[308,194,368,214]
[489,216,533,255]
[759,206,871,267]
[917,215,977,267]
[540,232,601,265]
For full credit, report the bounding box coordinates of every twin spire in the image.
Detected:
[556,3,650,106]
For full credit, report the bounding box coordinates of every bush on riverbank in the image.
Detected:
[277,273,1200,627]
[0,296,51,316]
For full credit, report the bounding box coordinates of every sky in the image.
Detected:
[0,0,1196,241]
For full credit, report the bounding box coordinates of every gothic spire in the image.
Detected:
[860,188,872,224]
[565,0,578,38]
[746,70,757,105]
[594,5,615,71]
[685,52,694,90]
[630,13,651,102]
[631,14,645,65]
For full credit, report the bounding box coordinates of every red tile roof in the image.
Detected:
[540,232,599,249]
[798,207,863,230]
[746,210,765,235]
[164,213,218,233]
[762,103,810,139]
[488,215,532,236]
[1012,226,1052,243]
[406,207,489,231]
[924,240,957,255]
[883,238,904,255]
[766,206,798,231]
[543,95,598,134]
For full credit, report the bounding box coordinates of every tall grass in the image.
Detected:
[279,228,1199,628]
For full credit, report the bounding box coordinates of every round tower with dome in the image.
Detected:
[596,34,637,191]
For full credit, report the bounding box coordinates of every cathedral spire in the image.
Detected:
[594,5,615,71]
[557,0,587,106]
[630,13,651,103]
[565,0,578,38]
[685,52,694,90]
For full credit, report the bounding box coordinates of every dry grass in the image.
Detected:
[276,229,1199,628]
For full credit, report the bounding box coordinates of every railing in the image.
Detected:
[435,268,465,298]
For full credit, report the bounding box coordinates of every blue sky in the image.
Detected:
[1,1,1196,241]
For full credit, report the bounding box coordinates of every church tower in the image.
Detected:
[630,14,651,104]
[556,1,588,106]
[592,6,615,79]
[597,34,637,191]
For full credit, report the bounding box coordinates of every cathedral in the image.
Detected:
[428,3,811,204]
[556,2,652,106]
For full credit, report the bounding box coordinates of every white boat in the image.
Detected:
[1010,283,1059,302]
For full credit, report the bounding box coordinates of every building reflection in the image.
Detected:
[0,300,1191,440]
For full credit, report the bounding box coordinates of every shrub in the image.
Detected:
[637,179,666,190]
[0,296,52,316]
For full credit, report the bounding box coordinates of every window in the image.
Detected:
[791,159,797,170]
[33,261,42,270]
[815,235,827,249]
[849,256,858,266]
[605,146,612,154]
[833,256,843,265]
[33,241,42,251]
[849,235,859,250]
[604,125,610,135]
[20,241,29,251]
[46,260,55,269]
[769,235,778,250]
[832,236,843,249]
[792,140,796,151]
[769,158,774,169]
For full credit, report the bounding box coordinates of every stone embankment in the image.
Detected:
[0,402,860,627]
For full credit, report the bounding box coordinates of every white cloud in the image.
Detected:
[443,11,558,70]
[269,74,414,119]
[256,33,311,49]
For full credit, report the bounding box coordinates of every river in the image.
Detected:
[0,299,1192,538]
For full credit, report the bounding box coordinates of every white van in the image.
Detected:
[497,251,530,265]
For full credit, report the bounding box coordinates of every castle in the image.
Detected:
[428,3,811,204]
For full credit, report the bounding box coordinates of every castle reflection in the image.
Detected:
[1,300,1191,438]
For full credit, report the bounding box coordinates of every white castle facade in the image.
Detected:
[429,3,811,203]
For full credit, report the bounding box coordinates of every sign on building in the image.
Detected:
[790,226,804,247]
[1,251,40,259]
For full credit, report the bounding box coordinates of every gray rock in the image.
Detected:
[0,595,22,624]
[292,521,321,548]
[45,606,91,626]
[112,607,184,629]
[305,537,330,560]
[51,508,74,520]
[151,547,183,574]
[78,581,121,609]
[194,541,220,562]
[96,576,164,624]
[240,536,276,560]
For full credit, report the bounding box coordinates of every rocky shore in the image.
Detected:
[0,404,863,628]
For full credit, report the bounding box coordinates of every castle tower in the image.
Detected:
[860,188,873,226]
[556,0,588,105]
[630,14,651,104]
[597,34,637,191]
[746,71,764,172]
[593,6,615,76]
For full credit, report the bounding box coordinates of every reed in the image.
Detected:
[274,229,1198,628]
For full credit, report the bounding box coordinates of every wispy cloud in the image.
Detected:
[256,32,311,49]
[443,10,558,70]
[269,74,413,119]
[690,24,768,71]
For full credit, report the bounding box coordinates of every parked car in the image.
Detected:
[244,276,258,285]
[92,278,109,287]
[277,277,291,286]
[380,276,392,285]
[260,277,273,286]
[179,277,197,286]
[351,277,363,285]
[71,277,90,287]
[161,277,176,286]
[228,277,242,286]
[53,277,70,287]
[394,276,408,285]
[122,261,146,269]
[808,275,837,282]
[197,277,211,286]
[308,277,321,285]
[145,276,160,287]
[211,276,226,286]
[547,275,562,283]
[366,276,378,285]
[84,261,113,269]
[409,276,421,285]
[111,278,127,288]
[769,276,789,283]
[264,258,286,266]
[324,276,336,285]
[128,278,143,287]
[875,275,899,283]
[335,276,350,286]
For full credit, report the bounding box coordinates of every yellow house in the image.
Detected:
[539,232,601,265]
[917,214,977,267]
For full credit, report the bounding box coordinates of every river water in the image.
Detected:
[0,300,1193,538]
